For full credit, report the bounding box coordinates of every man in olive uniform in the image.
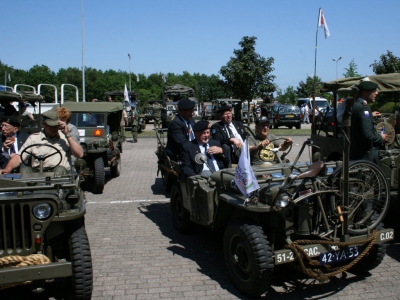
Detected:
[152,102,162,129]
[131,106,139,143]
[350,81,387,166]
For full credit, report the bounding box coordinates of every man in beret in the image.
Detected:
[179,120,229,178]
[350,81,387,165]
[1,110,83,174]
[0,117,30,169]
[165,99,196,160]
[211,104,248,167]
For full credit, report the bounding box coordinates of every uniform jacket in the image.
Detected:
[211,120,248,147]
[0,131,30,168]
[165,115,195,159]
[179,139,229,178]
[350,98,383,164]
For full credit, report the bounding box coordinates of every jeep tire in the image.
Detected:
[223,221,274,297]
[170,184,192,233]
[93,157,105,194]
[67,223,93,299]
[110,158,121,177]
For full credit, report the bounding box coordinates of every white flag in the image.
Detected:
[124,83,130,104]
[162,74,166,83]
[8,73,11,82]
[136,75,139,82]
[234,139,260,197]
[318,8,330,39]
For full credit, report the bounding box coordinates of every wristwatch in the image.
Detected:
[66,134,72,138]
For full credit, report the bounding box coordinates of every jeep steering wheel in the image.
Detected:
[259,138,292,163]
[20,143,63,172]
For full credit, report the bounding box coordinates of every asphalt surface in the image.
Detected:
[1,123,399,300]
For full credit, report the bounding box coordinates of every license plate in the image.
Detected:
[319,246,359,265]
[286,114,294,118]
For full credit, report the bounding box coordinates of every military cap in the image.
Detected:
[193,120,210,131]
[1,117,20,127]
[216,105,232,113]
[177,99,195,110]
[358,81,378,90]
[255,116,270,125]
[42,110,60,126]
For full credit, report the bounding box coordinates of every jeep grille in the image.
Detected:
[0,203,33,255]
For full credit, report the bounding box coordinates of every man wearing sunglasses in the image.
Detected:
[1,110,83,174]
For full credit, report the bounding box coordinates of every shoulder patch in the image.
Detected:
[211,128,216,134]
[364,110,370,117]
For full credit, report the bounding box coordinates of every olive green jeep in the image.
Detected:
[60,102,124,194]
[0,158,92,298]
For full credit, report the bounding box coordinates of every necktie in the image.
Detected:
[10,143,15,154]
[204,144,215,172]
[187,122,195,141]
[226,125,234,138]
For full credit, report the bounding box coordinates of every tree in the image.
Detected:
[343,59,361,78]
[296,76,322,98]
[219,36,276,103]
[370,50,400,74]
[370,51,400,104]
[276,86,297,104]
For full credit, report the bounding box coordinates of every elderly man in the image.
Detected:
[1,110,83,174]
[350,81,387,166]
[211,105,248,166]
[165,99,196,160]
[0,117,30,169]
[248,116,293,165]
[180,120,229,178]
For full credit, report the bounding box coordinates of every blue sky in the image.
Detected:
[1,0,399,93]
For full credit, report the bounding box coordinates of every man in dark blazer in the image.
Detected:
[165,99,196,160]
[350,81,387,166]
[211,105,248,166]
[180,120,229,178]
[0,117,30,169]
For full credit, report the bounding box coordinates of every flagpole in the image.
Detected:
[314,8,321,78]
[81,0,86,102]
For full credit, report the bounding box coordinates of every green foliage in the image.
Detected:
[343,59,361,78]
[219,36,276,102]
[370,51,400,104]
[371,101,397,114]
[276,85,297,104]
[296,76,322,98]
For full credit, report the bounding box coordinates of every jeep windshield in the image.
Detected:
[70,113,105,128]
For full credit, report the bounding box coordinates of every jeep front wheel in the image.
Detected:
[170,184,192,233]
[67,223,93,299]
[93,157,105,193]
[223,222,274,297]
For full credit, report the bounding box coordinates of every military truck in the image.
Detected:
[311,73,400,198]
[60,101,124,194]
[156,125,394,297]
[210,98,249,122]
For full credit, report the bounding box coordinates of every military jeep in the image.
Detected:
[60,102,124,194]
[0,158,92,298]
[312,73,400,198]
[156,127,394,297]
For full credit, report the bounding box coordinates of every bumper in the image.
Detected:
[0,261,72,285]
[273,228,394,265]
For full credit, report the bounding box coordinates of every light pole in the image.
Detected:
[81,0,86,101]
[128,53,131,92]
[332,56,342,79]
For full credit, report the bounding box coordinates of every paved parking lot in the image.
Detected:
[1,130,399,300]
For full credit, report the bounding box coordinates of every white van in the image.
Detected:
[297,97,329,115]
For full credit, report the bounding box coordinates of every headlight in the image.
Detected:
[275,193,290,208]
[32,203,52,220]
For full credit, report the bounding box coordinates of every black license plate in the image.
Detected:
[319,246,360,265]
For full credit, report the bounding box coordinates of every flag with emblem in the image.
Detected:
[318,8,330,39]
[234,138,259,197]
